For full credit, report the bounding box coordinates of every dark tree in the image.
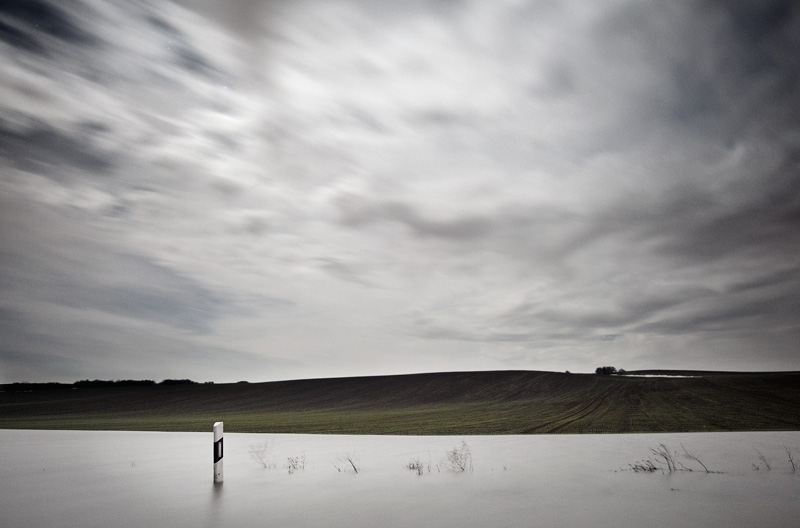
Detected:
[159,379,197,385]
[595,366,618,375]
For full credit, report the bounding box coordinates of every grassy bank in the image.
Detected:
[2,370,799,434]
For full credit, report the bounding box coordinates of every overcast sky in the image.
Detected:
[1,0,799,383]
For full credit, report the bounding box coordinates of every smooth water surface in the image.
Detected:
[1,430,798,527]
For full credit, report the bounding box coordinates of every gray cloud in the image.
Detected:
[336,195,496,241]
[1,0,799,382]
[0,200,224,332]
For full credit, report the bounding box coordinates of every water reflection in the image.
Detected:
[208,481,224,527]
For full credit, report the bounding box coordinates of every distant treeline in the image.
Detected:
[75,379,157,388]
[1,379,200,391]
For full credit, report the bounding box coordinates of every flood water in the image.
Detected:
[1,430,798,527]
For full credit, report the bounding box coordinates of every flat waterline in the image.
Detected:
[1,430,798,527]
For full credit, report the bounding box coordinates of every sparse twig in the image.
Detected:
[784,445,797,472]
[249,441,273,469]
[681,444,712,474]
[345,454,359,474]
[755,449,771,471]
[336,452,359,474]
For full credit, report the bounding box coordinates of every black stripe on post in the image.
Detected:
[214,438,223,463]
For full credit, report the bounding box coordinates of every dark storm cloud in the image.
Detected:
[47,257,225,334]
[0,0,95,46]
[0,345,83,381]
[1,245,226,335]
[705,1,799,124]
[727,267,800,295]
[0,196,278,381]
[0,0,267,382]
[722,0,796,47]
[498,289,716,335]
[0,302,285,382]
[656,188,800,264]
[634,292,800,336]
[0,119,114,176]
[0,19,45,53]
[174,44,217,77]
[0,306,84,379]
[633,153,800,264]
[0,195,224,334]
[144,10,220,79]
[551,0,799,155]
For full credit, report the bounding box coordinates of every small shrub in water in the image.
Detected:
[407,457,425,475]
[287,453,306,474]
[249,441,274,469]
[446,441,473,472]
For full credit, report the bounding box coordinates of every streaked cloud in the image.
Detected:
[1,0,798,382]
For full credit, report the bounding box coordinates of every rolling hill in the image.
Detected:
[2,370,799,434]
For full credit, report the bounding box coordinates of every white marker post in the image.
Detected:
[213,421,223,483]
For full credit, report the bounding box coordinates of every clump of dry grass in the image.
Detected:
[626,443,716,474]
[406,457,425,475]
[407,444,475,475]
[406,450,440,475]
[334,452,359,474]
[628,459,659,473]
